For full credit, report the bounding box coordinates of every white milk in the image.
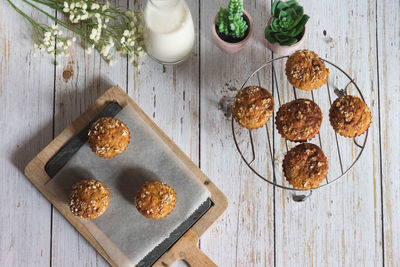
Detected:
[144,0,195,63]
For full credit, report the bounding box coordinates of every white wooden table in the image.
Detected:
[1,0,399,266]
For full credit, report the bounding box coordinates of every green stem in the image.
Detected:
[7,0,42,28]
[22,0,94,44]
[30,0,64,13]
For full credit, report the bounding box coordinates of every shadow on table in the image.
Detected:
[116,167,157,204]
[11,76,117,175]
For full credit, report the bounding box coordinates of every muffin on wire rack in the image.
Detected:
[232,86,274,129]
[135,180,177,219]
[283,143,328,190]
[275,98,323,142]
[285,49,329,90]
[88,117,130,158]
[329,95,371,137]
[69,178,110,220]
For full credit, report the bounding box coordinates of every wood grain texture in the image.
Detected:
[0,1,54,266]
[378,0,400,265]
[199,1,275,266]
[50,1,128,266]
[274,1,383,266]
[127,1,201,265]
[1,0,399,266]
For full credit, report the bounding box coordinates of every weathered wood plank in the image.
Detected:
[274,0,383,266]
[199,0,275,266]
[51,1,127,266]
[127,1,200,266]
[127,0,200,164]
[378,0,400,265]
[0,0,54,266]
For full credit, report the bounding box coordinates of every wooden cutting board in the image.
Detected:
[24,86,228,266]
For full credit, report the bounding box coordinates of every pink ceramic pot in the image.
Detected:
[265,17,306,56]
[212,10,253,54]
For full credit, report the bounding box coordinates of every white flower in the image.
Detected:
[105,17,110,23]
[120,36,125,43]
[72,37,77,42]
[102,2,110,11]
[67,40,72,46]
[70,3,75,10]
[64,2,68,8]
[89,29,97,40]
[82,3,87,10]
[63,7,70,12]
[91,3,99,10]
[123,30,130,37]
[57,41,64,47]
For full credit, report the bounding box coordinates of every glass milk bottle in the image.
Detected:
[144,0,195,64]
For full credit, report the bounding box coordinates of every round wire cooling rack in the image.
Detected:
[231,56,369,201]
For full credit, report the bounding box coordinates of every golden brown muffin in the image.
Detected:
[88,117,130,158]
[329,95,371,137]
[275,99,323,142]
[283,143,328,189]
[232,86,274,129]
[69,178,110,220]
[285,49,329,90]
[135,180,176,219]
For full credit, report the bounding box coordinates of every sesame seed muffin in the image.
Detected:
[285,49,329,90]
[329,95,371,137]
[232,86,274,129]
[134,180,177,219]
[69,178,110,220]
[283,143,328,189]
[88,117,130,158]
[275,99,323,142]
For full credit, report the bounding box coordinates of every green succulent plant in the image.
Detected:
[216,0,248,39]
[264,0,309,46]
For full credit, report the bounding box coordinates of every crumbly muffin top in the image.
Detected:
[69,178,110,220]
[276,99,323,142]
[285,49,329,90]
[232,86,274,129]
[283,143,328,189]
[88,117,130,158]
[135,180,176,220]
[329,95,371,137]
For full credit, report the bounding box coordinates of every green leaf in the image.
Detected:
[265,0,309,45]
[265,31,277,43]
[272,0,281,16]
[270,18,280,32]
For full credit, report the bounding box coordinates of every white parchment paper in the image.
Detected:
[45,104,210,266]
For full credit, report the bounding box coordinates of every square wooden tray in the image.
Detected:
[24,86,228,267]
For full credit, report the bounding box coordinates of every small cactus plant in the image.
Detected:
[264,0,309,46]
[216,0,248,39]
